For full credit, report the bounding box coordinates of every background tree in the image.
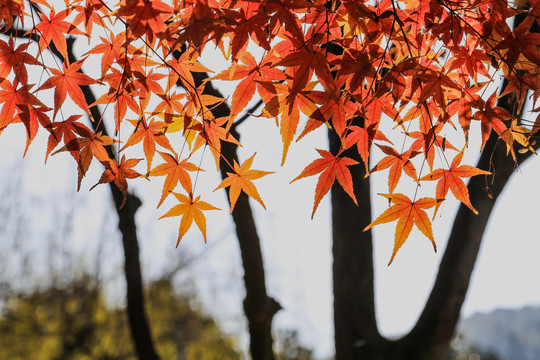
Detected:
[0,275,243,359]
[1,1,539,360]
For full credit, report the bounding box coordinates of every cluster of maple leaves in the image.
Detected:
[1,0,539,263]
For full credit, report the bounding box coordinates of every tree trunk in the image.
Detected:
[330,6,537,359]
[329,129,385,360]
[192,73,280,360]
[67,43,160,360]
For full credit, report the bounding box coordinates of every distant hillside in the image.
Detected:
[455,306,540,360]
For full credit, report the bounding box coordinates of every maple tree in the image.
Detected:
[1,0,539,359]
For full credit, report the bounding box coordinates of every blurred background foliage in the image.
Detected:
[0,275,242,359]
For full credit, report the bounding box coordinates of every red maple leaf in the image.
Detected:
[473,92,512,150]
[91,155,141,208]
[45,115,85,162]
[420,151,491,215]
[38,58,96,118]
[0,37,40,85]
[369,145,421,193]
[191,117,241,169]
[114,0,173,39]
[53,123,115,189]
[32,8,83,60]
[0,80,46,129]
[291,149,358,218]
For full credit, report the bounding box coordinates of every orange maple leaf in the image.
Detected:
[215,153,273,213]
[160,192,219,246]
[85,32,129,76]
[38,58,96,118]
[114,0,173,42]
[0,80,46,129]
[148,152,201,207]
[291,149,358,218]
[191,117,241,169]
[17,105,51,156]
[420,151,491,215]
[91,155,141,208]
[473,92,511,150]
[0,37,40,86]
[364,194,439,265]
[33,8,83,60]
[44,115,84,161]
[215,51,285,119]
[369,145,421,193]
[121,117,176,173]
[53,123,115,190]
[0,0,24,29]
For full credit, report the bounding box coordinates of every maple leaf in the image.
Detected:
[191,117,241,169]
[416,69,461,108]
[91,155,141,208]
[17,105,51,156]
[364,194,439,265]
[44,115,85,161]
[369,145,421,194]
[73,0,110,35]
[291,149,358,218]
[265,0,312,41]
[114,0,174,42]
[165,52,211,91]
[132,69,166,111]
[38,58,96,118]
[343,123,392,172]
[0,0,24,29]
[472,92,512,150]
[121,117,176,173]
[0,37,40,86]
[500,119,536,161]
[152,91,186,124]
[214,51,285,119]
[408,122,457,171]
[32,8,83,60]
[420,151,491,215]
[215,153,273,213]
[91,68,140,131]
[85,32,129,76]
[148,152,201,207]
[278,33,336,96]
[53,123,115,190]
[160,192,219,246]
[225,1,272,62]
[0,80,46,129]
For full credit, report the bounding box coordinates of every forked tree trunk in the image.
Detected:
[330,13,536,359]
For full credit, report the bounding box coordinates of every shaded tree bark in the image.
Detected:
[3,20,161,360]
[68,45,160,360]
[191,73,281,360]
[331,7,537,360]
[329,127,385,360]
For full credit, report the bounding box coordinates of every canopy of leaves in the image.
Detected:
[1,0,539,262]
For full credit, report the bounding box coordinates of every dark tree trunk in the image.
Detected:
[66,44,160,360]
[329,129,385,360]
[192,73,280,360]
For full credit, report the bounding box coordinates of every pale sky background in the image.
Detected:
[1,4,540,359]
